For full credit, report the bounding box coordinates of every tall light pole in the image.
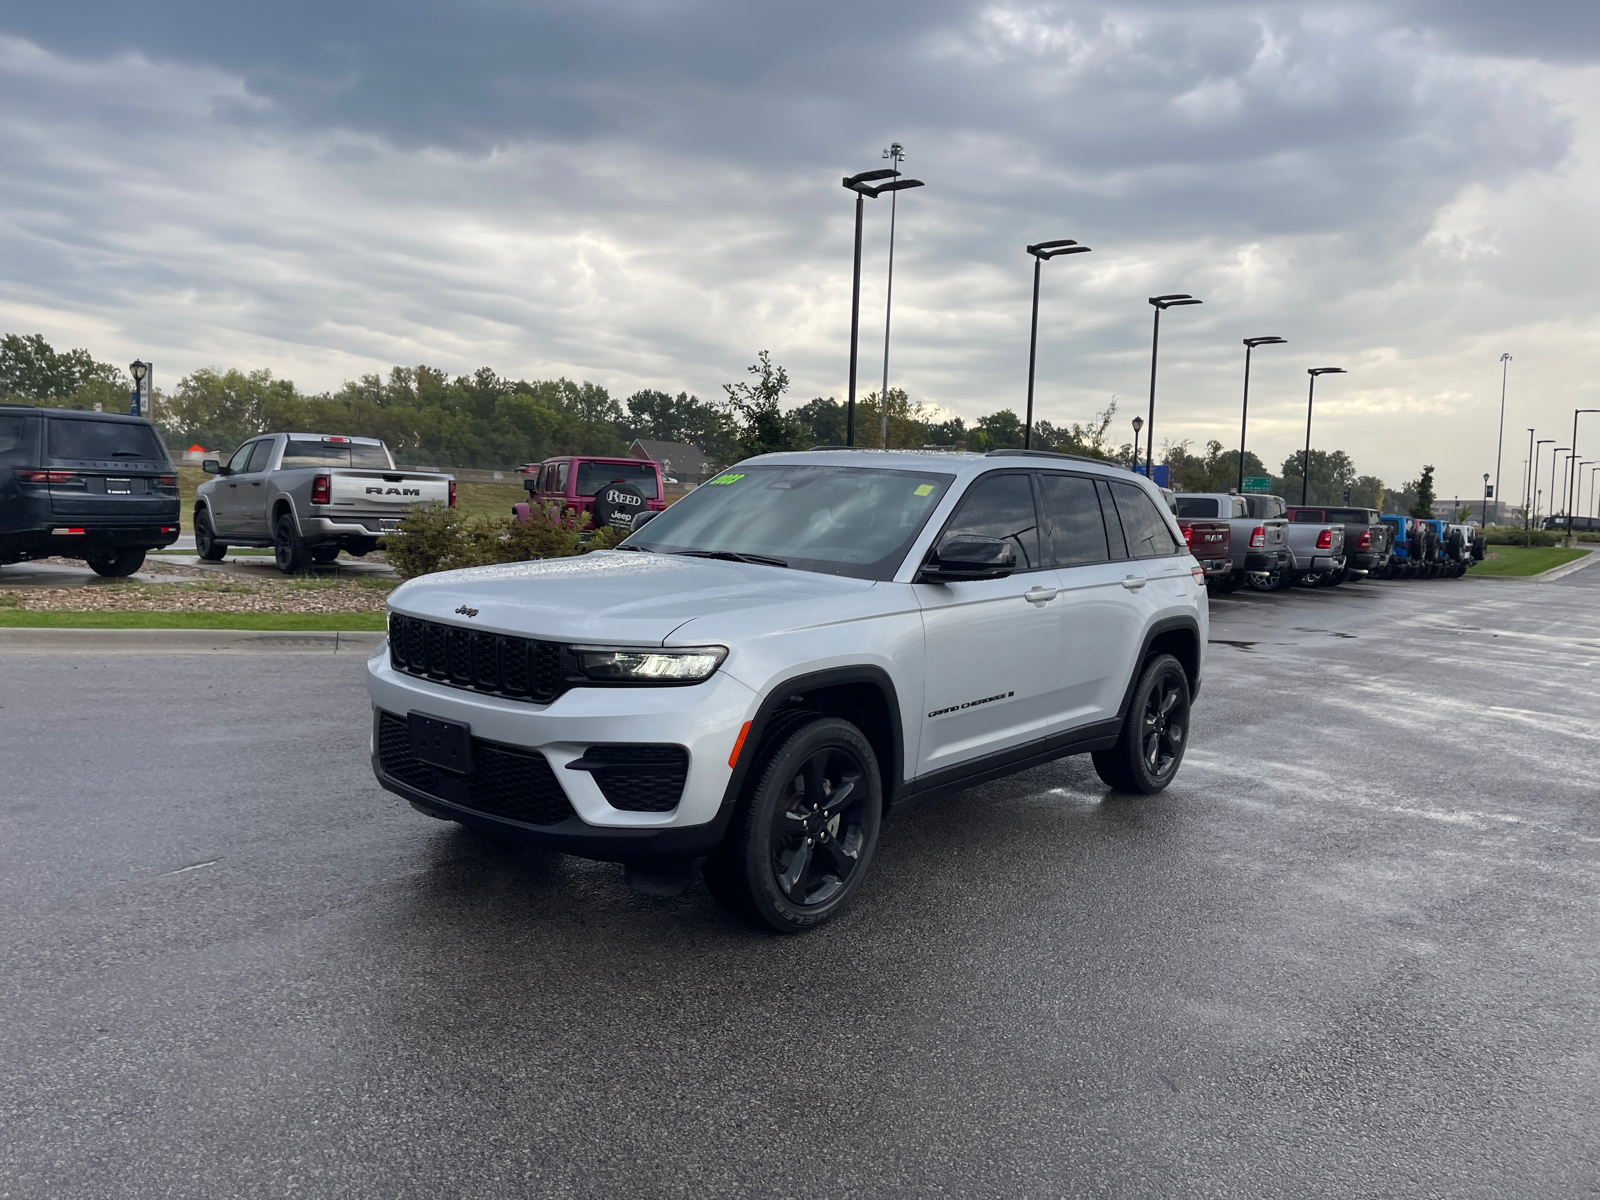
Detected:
[1546,445,1568,529]
[1301,367,1347,505]
[1566,410,1600,540]
[842,168,900,446]
[1522,428,1535,529]
[1130,416,1144,468]
[877,142,925,449]
[1482,473,1491,527]
[1144,294,1203,479]
[1493,353,1511,521]
[1532,438,1554,527]
[1238,336,1287,492]
[1023,239,1092,450]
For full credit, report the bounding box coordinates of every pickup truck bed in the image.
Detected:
[1172,493,1289,591]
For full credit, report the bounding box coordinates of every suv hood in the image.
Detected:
[387,550,875,644]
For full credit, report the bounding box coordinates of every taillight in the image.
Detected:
[1358,530,1372,551]
[1249,526,1265,549]
[310,474,331,505]
[449,480,457,508]
[14,469,80,484]
[1191,566,1206,583]
[1182,525,1194,547]
[157,474,178,488]
[1316,528,1333,550]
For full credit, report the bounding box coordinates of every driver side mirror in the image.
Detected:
[917,534,1016,583]
[630,509,659,532]
[202,459,222,475]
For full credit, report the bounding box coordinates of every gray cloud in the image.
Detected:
[0,3,1596,501]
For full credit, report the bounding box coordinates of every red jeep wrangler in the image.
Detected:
[513,456,668,528]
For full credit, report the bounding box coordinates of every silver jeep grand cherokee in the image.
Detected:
[367,449,1208,932]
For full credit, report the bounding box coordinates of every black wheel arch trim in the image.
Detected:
[1115,615,1203,718]
[718,665,905,813]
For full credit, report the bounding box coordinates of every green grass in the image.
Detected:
[1467,546,1589,577]
[0,611,387,630]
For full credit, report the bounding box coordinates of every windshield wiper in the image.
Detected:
[110,451,148,457]
[611,543,652,552]
[676,550,789,568]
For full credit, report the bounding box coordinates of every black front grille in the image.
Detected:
[389,613,565,704]
[573,744,689,813]
[376,712,578,827]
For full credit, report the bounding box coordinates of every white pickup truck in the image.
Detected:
[195,434,454,571]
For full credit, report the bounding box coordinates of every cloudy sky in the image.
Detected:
[2,1,1599,502]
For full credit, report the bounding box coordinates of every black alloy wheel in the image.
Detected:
[274,513,308,573]
[85,547,146,578]
[195,509,227,561]
[704,716,882,933]
[1246,568,1280,592]
[1092,653,1191,795]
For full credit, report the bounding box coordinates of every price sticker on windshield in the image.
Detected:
[707,473,746,486]
[914,484,934,496]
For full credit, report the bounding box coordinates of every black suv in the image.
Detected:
[0,406,181,576]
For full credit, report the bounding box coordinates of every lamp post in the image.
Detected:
[1144,294,1202,479]
[1131,415,1144,469]
[1482,473,1491,527]
[1522,428,1535,528]
[1546,445,1568,529]
[129,359,151,419]
[877,142,925,449]
[842,168,905,447]
[1532,439,1554,527]
[1301,367,1347,505]
[1023,239,1092,450]
[1494,353,1511,518]
[1566,411,1600,541]
[1237,337,1287,492]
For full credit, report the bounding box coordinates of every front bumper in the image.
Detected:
[365,645,758,861]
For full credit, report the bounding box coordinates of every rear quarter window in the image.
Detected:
[0,415,33,463]
[1109,481,1183,558]
[46,418,166,462]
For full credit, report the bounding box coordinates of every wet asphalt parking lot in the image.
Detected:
[2,562,1598,1198]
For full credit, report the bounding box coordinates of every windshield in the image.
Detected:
[575,461,659,499]
[46,418,166,462]
[281,440,392,468]
[624,464,954,579]
[1174,497,1220,518]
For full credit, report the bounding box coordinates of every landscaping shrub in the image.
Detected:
[1483,525,1558,547]
[386,501,632,578]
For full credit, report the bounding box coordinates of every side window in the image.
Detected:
[0,415,31,463]
[1096,480,1129,558]
[1110,481,1182,558]
[540,465,555,493]
[246,439,275,473]
[226,442,257,474]
[555,462,570,493]
[1038,473,1109,567]
[940,472,1041,570]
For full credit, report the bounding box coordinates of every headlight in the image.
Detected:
[573,645,727,683]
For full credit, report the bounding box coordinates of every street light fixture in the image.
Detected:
[1564,410,1600,540]
[876,142,925,449]
[1532,439,1554,526]
[1023,239,1092,450]
[129,359,151,419]
[1144,294,1203,479]
[841,167,906,447]
[1482,473,1491,528]
[1238,336,1287,492]
[1301,367,1347,505]
[1131,415,1144,469]
[1493,353,1511,520]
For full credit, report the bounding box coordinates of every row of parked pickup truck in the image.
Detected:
[1167,491,1486,592]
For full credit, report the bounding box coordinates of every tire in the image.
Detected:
[1092,653,1192,795]
[194,509,228,561]
[85,547,146,577]
[310,546,340,564]
[273,513,309,573]
[1324,567,1348,587]
[1245,568,1280,592]
[703,716,882,933]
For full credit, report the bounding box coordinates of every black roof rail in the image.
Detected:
[806,444,855,451]
[985,448,1111,466]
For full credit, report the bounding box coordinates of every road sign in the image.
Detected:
[1132,463,1170,487]
[1242,477,1272,493]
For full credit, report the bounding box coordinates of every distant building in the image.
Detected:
[628,438,714,484]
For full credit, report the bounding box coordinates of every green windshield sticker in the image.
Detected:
[914,484,934,496]
[707,473,746,486]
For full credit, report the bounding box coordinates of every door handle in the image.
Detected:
[1121,575,1146,590]
[1023,586,1058,605]
[251,481,262,487]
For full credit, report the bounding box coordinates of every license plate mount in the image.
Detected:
[408,712,472,774]
[106,478,132,494]
[380,519,400,533]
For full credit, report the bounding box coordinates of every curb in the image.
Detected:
[0,628,385,654]
[1470,546,1599,583]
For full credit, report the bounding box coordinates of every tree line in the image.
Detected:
[2,331,1430,509]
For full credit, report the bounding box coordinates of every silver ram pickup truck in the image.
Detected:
[195,433,453,571]
[1172,492,1289,593]
[1238,493,1345,590]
